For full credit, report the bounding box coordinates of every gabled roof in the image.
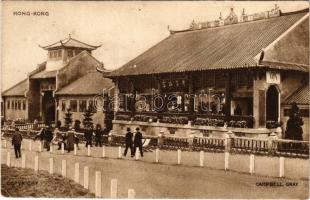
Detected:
[283,84,310,105]
[39,36,101,50]
[108,9,309,77]
[2,79,27,97]
[55,71,114,96]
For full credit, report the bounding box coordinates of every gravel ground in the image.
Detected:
[1,139,309,198]
[1,164,94,197]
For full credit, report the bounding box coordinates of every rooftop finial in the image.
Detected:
[242,8,246,15]
[219,12,223,20]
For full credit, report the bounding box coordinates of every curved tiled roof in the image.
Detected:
[108,10,308,77]
[2,79,27,97]
[283,84,310,105]
[55,71,114,96]
[40,36,101,50]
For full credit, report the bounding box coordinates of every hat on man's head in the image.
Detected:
[127,127,131,131]
[136,127,140,131]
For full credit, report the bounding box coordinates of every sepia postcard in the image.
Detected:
[1,1,309,199]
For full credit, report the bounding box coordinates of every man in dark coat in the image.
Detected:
[66,128,76,152]
[123,127,133,157]
[133,127,143,157]
[12,127,23,158]
[44,125,54,151]
[94,124,103,147]
[84,125,93,147]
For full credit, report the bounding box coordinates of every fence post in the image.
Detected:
[49,157,54,174]
[224,152,229,170]
[95,171,102,197]
[155,148,159,163]
[29,140,32,152]
[50,144,53,153]
[135,147,140,160]
[74,163,79,183]
[6,152,11,167]
[224,131,233,152]
[102,145,106,158]
[38,141,42,152]
[177,149,181,165]
[158,130,164,148]
[4,140,7,148]
[268,132,278,154]
[110,179,118,198]
[74,144,77,155]
[34,155,39,172]
[200,150,204,167]
[118,146,122,159]
[61,143,65,154]
[87,145,91,157]
[61,160,67,177]
[128,189,135,198]
[279,157,285,178]
[83,166,89,189]
[21,154,26,168]
[249,154,255,174]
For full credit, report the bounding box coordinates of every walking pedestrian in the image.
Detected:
[45,125,54,151]
[66,127,75,152]
[133,127,143,157]
[123,127,133,157]
[12,127,22,158]
[84,125,93,147]
[95,124,103,147]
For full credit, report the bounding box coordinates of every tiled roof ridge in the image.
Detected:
[2,78,27,95]
[169,7,309,35]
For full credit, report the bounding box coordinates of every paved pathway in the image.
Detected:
[1,139,308,198]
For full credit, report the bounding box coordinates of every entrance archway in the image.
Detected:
[266,85,279,122]
[42,91,55,125]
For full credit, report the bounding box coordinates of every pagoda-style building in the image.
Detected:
[2,36,114,127]
[105,7,309,140]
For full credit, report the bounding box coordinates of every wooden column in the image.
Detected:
[225,72,231,117]
[188,74,194,115]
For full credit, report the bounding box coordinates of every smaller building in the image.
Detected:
[281,84,309,141]
[2,79,28,121]
[55,70,114,128]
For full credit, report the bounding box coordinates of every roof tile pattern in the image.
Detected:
[2,79,27,97]
[283,84,310,105]
[55,71,114,96]
[109,11,308,77]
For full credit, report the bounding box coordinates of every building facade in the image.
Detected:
[2,36,113,128]
[105,7,309,139]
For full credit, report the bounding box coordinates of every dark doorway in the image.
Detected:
[42,91,55,125]
[266,85,279,122]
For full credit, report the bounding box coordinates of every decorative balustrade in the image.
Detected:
[192,136,225,152]
[162,136,189,150]
[230,137,268,154]
[273,139,309,158]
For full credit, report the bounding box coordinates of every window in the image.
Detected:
[7,100,10,109]
[61,100,66,111]
[88,100,96,112]
[67,50,73,57]
[53,51,58,58]
[18,100,21,110]
[49,51,53,58]
[22,100,26,110]
[57,50,62,57]
[79,100,87,112]
[70,100,78,112]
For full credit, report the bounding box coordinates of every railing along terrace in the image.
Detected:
[162,135,189,150]
[230,137,268,154]
[15,122,45,130]
[273,139,309,158]
[192,136,225,152]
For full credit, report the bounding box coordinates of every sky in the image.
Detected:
[1,1,309,91]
